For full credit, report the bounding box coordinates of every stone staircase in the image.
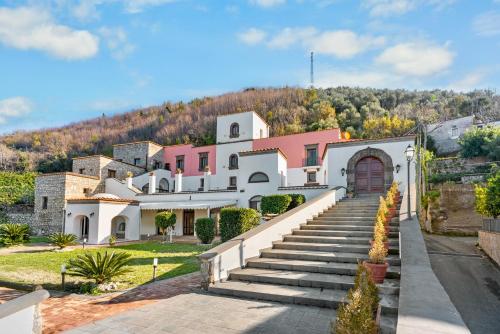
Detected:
[209,196,401,333]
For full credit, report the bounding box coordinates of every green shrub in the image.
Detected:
[0,172,36,206]
[195,218,215,244]
[68,251,132,284]
[220,208,260,242]
[155,211,176,241]
[287,193,306,210]
[0,223,30,246]
[49,232,77,249]
[475,171,500,218]
[458,126,500,158]
[261,195,292,215]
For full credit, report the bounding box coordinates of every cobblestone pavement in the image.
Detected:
[0,272,200,334]
[66,292,335,334]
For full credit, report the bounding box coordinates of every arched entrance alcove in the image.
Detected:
[346,147,394,194]
[74,215,90,240]
[111,216,128,240]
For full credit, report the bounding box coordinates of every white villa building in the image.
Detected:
[34,111,415,244]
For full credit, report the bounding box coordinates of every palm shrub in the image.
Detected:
[49,232,77,249]
[68,251,132,284]
[195,217,215,244]
[0,223,30,246]
[261,195,292,215]
[220,208,260,242]
[155,211,176,241]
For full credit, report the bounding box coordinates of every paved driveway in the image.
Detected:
[424,234,500,334]
[66,292,334,334]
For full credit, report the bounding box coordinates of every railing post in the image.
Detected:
[199,256,214,290]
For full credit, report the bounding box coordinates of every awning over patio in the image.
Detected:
[139,200,237,211]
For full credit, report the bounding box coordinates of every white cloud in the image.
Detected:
[473,11,500,36]
[98,26,135,60]
[362,0,455,17]
[447,70,488,92]
[71,0,102,22]
[123,0,176,14]
[309,30,385,58]
[0,6,99,60]
[376,41,454,76]
[250,0,286,8]
[237,28,267,45]
[267,27,317,49]
[0,97,33,124]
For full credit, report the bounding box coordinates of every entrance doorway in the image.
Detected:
[80,216,89,240]
[183,210,194,235]
[355,156,384,193]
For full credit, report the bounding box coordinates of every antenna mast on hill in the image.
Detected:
[310,51,314,88]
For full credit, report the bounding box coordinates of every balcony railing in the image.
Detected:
[303,157,320,167]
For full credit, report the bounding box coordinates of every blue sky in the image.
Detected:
[1,0,500,134]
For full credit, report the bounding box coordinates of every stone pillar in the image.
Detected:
[126,176,133,189]
[203,166,211,192]
[148,172,156,194]
[175,169,183,192]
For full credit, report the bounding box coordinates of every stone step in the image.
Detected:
[229,268,400,295]
[209,280,399,315]
[273,241,371,254]
[308,219,400,227]
[246,257,401,279]
[318,214,375,220]
[300,224,400,232]
[293,228,399,238]
[261,248,401,265]
[283,234,371,245]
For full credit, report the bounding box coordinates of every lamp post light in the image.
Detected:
[83,238,87,249]
[61,264,66,290]
[152,257,158,281]
[405,144,415,219]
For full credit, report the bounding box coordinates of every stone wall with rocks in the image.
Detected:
[1,205,34,227]
[72,156,145,183]
[112,141,163,171]
[427,183,483,234]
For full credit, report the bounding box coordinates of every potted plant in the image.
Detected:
[371,216,389,251]
[391,181,401,204]
[385,191,396,218]
[377,196,390,224]
[363,235,389,284]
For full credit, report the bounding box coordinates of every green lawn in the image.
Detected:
[0,242,211,291]
[29,236,51,243]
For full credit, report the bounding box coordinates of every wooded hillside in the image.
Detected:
[1,87,498,173]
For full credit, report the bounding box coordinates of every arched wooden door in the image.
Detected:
[355,157,384,193]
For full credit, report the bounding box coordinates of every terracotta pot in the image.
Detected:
[363,261,388,283]
[370,240,389,251]
[385,225,390,234]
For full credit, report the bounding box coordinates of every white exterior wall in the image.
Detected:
[214,141,253,190]
[252,112,269,139]
[326,139,415,192]
[132,169,173,192]
[216,111,268,143]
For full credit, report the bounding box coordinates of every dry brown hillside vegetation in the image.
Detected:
[1,87,498,173]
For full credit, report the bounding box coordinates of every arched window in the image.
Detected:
[158,178,169,193]
[249,195,262,211]
[248,172,269,183]
[229,154,238,169]
[230,123,239,138]
[142,183,149,193]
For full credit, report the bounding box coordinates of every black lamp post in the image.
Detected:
[405,144,415,219]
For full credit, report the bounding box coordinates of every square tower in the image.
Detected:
[216,111,269,144]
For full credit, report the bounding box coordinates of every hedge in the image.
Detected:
[261,195,292,215]
[287,193,306,210]
[219,208,260,242]
[195,218,215,244]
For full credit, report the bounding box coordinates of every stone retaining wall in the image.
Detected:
[479,230,500,266]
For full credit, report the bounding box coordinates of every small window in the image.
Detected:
[153,161,161,169]
[83,188,91,195]
[134,158,141,166]
[176,155,184,172]
[200,178,205,189]
[451,126,459,138]
[229,154,238,169]
[249,195,262,211]
[229,176,237,188]
[248,172,269,183]
[42,196,48,209]
[199,152,208,171]
[79,168,85,174]
[165,163,171,171]
[260,129,264,138]
[230,123,240,138]
[107,169,116,178]
[307,171,317,183]
[159,178,169,193]
[305,145,318,166]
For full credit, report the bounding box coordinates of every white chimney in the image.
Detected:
[148,172,156,194]
[175,169,183,192]
[203,166,211,192]
[126,177,133,189]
